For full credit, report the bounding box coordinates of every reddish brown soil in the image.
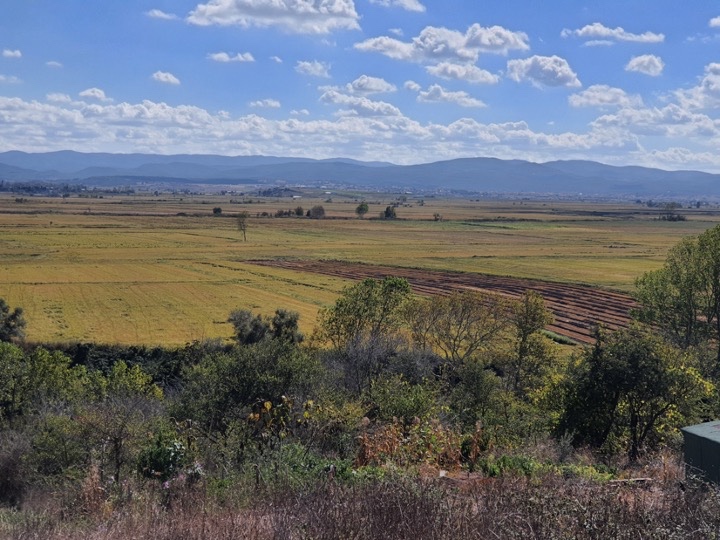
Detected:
[249,259,638,344]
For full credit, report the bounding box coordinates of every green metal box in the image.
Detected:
[682,421,720,484]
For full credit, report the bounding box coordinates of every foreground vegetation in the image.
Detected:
[3,226,720,537]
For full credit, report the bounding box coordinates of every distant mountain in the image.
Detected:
[1,150,718,197]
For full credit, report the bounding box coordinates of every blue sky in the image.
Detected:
[1,1,720,171]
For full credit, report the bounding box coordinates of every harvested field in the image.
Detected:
[250,259,638,344]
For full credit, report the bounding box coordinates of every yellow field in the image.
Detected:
[1,192,718,345]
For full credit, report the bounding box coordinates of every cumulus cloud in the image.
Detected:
[249,98,281,108]
[3,93,718,169]
[625,54,664,76]
[291,108,310,115]
[46,61,63,68]
[0,75,21,84]
[506,55,581,88]
[355,23,529,64]
[208,51,255,62]
[320,88,402,116]
[569,85,643,108]
[369,0,425,12]
[426,62,499,84]
[79,88,112,102]
[416,84,486,107]
[404,80,421,92]
[675,63,720,109]
[2,49,21,58]
[389,28,403,36]
[710,16,720,28]
[295,60,330,78]
[187,0,360,34]
[146,9,178,20]
[152,71,180,85]
[561,22,664,43]
[270,56,283,63]
[345,75,396,94]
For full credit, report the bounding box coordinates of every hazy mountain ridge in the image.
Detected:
[0,150,717,197]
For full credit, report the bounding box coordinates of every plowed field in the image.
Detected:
[249,260,638,344]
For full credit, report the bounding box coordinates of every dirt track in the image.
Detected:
[249,259,638,344]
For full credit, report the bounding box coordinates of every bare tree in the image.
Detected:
[237,211,249,241]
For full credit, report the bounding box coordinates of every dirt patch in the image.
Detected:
[248,259,638,344]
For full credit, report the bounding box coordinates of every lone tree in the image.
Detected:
[237,211,249,241]
[355,202,369,219]
[0,299,26,342]
[383,205,397,219]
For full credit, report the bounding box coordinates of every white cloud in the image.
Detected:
[79,87,112,102]
[507,55,581,88]
[346,75,396,94]
[152,71,181,85]
[0,75,21,84]
[389,28,403,36]
[426,62,499,84]
[404,80,421,92]
[416,84,486,107]
[46,93,72,103]
[569,85,643,108]
[561,22,664,43]
[3,94,719,169]
[291,109,310,115]
[355,23,529,64]
[271,56,283,63]
[2,49,21,59]
[145,9,178,20]
[295,60,330,78]
[675,63,720,109]
[249,98,281,108]
[582,40,614,47]
[369,0,425,12]
[625,54,664,76]
[710,16,720,28]
[46,61,63,68]
[187,0,360,34]
[320,89,402,116]
[208,51,255,62]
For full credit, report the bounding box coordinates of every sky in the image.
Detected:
[1,1,720,171]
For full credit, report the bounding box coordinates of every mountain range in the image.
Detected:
[1,150,718,198]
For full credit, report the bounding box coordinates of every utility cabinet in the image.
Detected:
[682,421,720,484]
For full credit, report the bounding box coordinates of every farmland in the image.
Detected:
[1,191,719,345]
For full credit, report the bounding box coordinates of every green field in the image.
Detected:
[2,192,718,345]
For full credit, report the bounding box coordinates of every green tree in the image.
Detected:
[355,201,369,219]
[318,277,411,350]
[634,224,720,364]
[228,309,269,345]
[383,205,397,219]
[0,299,26,343]
[309,205,325,219]
[559,325,713,461]
[504,291,557,397]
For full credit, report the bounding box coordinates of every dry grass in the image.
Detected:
[3,468,720,540]
[2,193,720,345]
